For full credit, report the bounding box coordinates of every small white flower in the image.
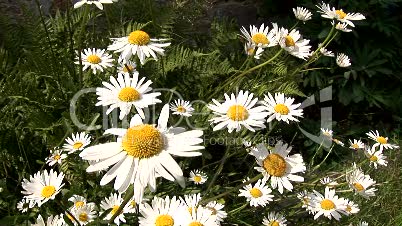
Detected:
[297,190,316,214]
[75,48,114,74]
[262,212,287,226]
[189,170,208,185]
[17,198,35,212]
[239,178,274,207]
[45,148,67,166]
[349,139,365,150]
[240,23,280,48]
[366,130,399,151]
[68,204,97,225]
[68,195,88,209]
[139,196,185,226]
[321,128,333,138]
[293,7,312,22]
[181,206,219,226]
[333,21,352,32]
[74,0,117,10]
[180,193,202,213]
[279,28,312,60]
[320,177,338,188]
[63,132,91,154]
[170,99,194,117]
[262,92,304,123]
[100,193,134,225]
[318,43,335,57]
[32,214,65,226]
[244,42,264,59]
[342,199,360,214]
[206,201,227,223]
[311,187,347,221]
[316,2,366,27]
[365,145,388,169]
[346,164,377,198]
[336,53,351,67]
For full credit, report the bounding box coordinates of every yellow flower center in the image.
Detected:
[111,205,120,215]
[335,9,347,19]
[376,136,387,144]
[320,199,335,210]
[268,221,280,226]
[128,30,151,46]
[346,205,352,213]
[252,33,269,45]
[263,153,287,177]
[274,104,290,115]
[79,213,88,222]
[54,155,61,160]
[130,200,137,207]
[369,155,378,162]
[155,214,174,226]
[353,182,364,191]
[122,124,164,158]
[193,175,202,182]
[87,55,102,64]
[118,87,141,102]
[227,105,249,121]
[123,65,135,73]
[41,185,56,198]
[285,35,295,47]
[177,106,187,113]
[249,187,263,198]
[351,143,359,149]
[75,201,85,208]
[73,142,83,150]
[188,222,203,226]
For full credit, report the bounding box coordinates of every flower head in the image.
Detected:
[170,99,194,117]
[75,48,114,74]
[293,7,312,22]
[336,53,351,67]
[262,212,287,226]
[364,145,388,169]
[63,132,91,154]
[346,164,377,198]
[240,23,280,48]
[262,93,304,123]
[366,130,399,151]
[17,198,35,213]
[311,187,347,221]
[74,0,117,10]
[279,28,312,60]
[139,196,185,226]
[316,2,366,27]
[239,178,274,207]
[349,139,365,150]
[32,214,65,226]
[189,170,208,185]
[46,148,67,166]
[100,193,134,225]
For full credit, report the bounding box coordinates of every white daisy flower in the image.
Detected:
[75,48,114,74]
[170,99,194,117]
[139,196,184,226]
[208,90,268,133]
[343,199,360,214]
[250,141,306,194]
[346,164,377,198]
[244,42,264,59]
[320,177,338,188]
[262,212,287,226]
[80,104,204,203]
[239,178,273,207]
[17,198,35,213]
[279,28,312,60]
[293,7,312,22]
[117,60,137,75]
[336,53,351,67]
[320,128,333,138]
[318,43,335,57]
[262,92,304,123]
[21,169,64,207]
[189,169,208,185]
[364,145,388,169]
[45,148,67,166]
[316,2,366,27]
[68,204,97,225]
[107,30,171,64]
[297,190,316,214]
[68,195,88,209]
[74,0,117,10]
[180,193,202,214]
[332,21,352,32]
[240,23,280,48]
[63,132,91,154]
[181,206,219,226]
[366,130,399,151]
[311,187,347,221]
[206,201,227,223]
[332,138,345,147]
[96,72,161,120]
[100,193,133,226]
[349,139,365,150]
[32,214,65,226]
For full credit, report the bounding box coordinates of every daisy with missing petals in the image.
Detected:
[318,43,335,57]
[349,139,365,150]
[316,2,366,27]
[189,169,208,185]
[343,199,360,214]
[250,141,306,194]
[96,72,161,119]
[239,178,274,207]
[321,128,333,138]
[346,164,377,198]
[100,193,133,226]
[45,148,67,166]
[332,21,352,32]
[297,191,316,214]
[366,130,399,151]
[68,195,88,209]
[68,204,97,225]
[208,90,268,133]
[320,177,338,188]
[181,206,219,226]
[180,193,202,214]
[262,92,303,123]
[138,196,184,226]
[117,60,137,75]
[279,28,312,60]
[75,48,114,74]
[365,145,388,169]
[74,0,117,10]
[293,7,312,22]
[63,132,91,154]
[80,105,204,203]
[336,53,351,67]
[17,198,35,213]
[262,212,287,226]
[240,23,280,48]
[170,99,194,117]
[108,30,171,64]
[244,42,264,59]
[32,214,65,226]
[206,201,227,223]
[311,187,347,221]
[21,169,64,207]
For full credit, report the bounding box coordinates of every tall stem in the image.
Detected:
[109,187,134,224]
[205,143,231,194]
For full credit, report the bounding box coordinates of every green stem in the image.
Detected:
[109,187,134,224]
[77,5,90,86]
[312,145,334,172]
[299,67,331,73]
[228,202,248,215]
[205,145,231,194]
[310,140,324,167]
